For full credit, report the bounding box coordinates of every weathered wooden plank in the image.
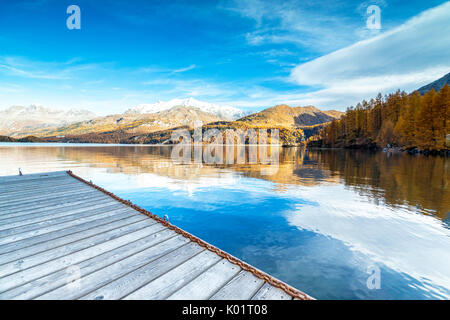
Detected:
[76,242,204,300]
[0,197,117,224]
[167,259,241,300]
[123,250,221,300]
[0,178,92,201]
[0,207,133,246]
[0,175,71,190]
[209,270,265,300]
[0,177,70,189]
[0,179,79,194]
[0,203,126,239]
[0,198,121,230]
[35,237,196,300]
[0,193,111,215]
[0,218,158,278]
[0,188,94,208]
[251,282,293,300]
[0,209,143,255]
[0,181,90,200]
[0,213,146,265]
[0,191,97,213]
[0,175,77,188]
[0,223,168,292]
[1,230,182,300]
[0,171,68,183]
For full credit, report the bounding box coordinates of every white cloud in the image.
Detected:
[282,184,450,299]
[141,78,237,101]
[289,2,450,109]
[0,61,66,80]
[0,56,103,80]
[137,64,197,75]
[229,0,363,52]
[172,64,196,73]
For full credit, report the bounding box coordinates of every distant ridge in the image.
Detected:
[0,105,97,137]
[417,72,450,94]
[0,100,343,144]
[237,104,343,127]
[125,97,246,120]
[11,105,224,138]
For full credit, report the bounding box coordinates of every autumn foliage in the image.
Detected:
[318,85,450,151]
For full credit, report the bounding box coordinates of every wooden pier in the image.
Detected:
[0,171,312,300]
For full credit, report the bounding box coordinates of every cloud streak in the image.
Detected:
[172,64,196,73]
[0,56,104,80]
[289,1,450,109]
[284,184,450,299]
[228,0,366,52]
[1,2,449,113]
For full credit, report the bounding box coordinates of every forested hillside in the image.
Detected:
[314,85,449,152]
[238,105,342,127]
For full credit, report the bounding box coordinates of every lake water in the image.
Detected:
[0,143,449,299]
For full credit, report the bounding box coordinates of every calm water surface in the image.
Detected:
[0,143,449,299]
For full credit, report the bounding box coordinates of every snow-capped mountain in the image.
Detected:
[0,105,97,136]
[125,97,246,120]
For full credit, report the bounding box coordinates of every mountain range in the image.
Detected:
[125,97,246,120]
[24,106,225,138]
[2,73,446,143]
[0,105,96,136]
[238,105,341,127]
[0,98,342,139]
[417,72,450,95]
[24,104,342,146]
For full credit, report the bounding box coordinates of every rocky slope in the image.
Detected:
[125,97,246,120]
[237,104,343,127]
[0,101,343,146]
[24,106,224,137]
[417,72,450,94]
[0,105,97,137]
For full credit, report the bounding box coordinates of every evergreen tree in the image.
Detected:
[319,86,449,151]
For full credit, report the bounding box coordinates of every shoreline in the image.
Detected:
[0,141,289,147]
[307,146,450,156]
[1,141,449,156]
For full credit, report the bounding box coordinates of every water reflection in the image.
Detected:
[0,144,449,299]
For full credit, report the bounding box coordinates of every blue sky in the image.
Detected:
[0,0,449,114]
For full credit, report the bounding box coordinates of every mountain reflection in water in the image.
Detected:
[0,144,448,299]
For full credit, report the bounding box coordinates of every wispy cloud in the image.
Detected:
[227,0,363,52]
[288,1,450,109]
[1,2,448,114]
[136,64,197,75]
[172,64,196,73]
[0,58,67,80]
[141,77,236,101]
[0,56,103,80]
